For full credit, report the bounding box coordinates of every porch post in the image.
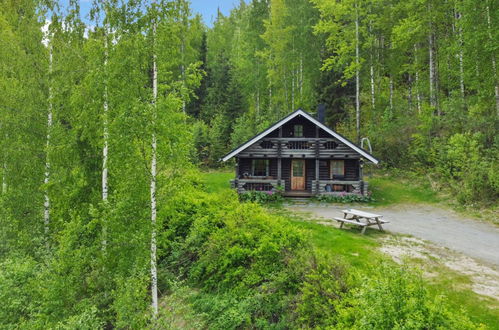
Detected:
[315,126,320,194]
[359,159,364,195]
[315,139,320,194]
[277,126,282,186]
[277,158,282,185]
[235,157,239,179]
[315,158,319,194]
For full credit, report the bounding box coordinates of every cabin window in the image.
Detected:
[330,160,344,179]
[252,159,269,176]
[294,125,303,137]
[324,141,338,149]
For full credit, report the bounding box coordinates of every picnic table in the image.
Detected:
[333,209,389,234]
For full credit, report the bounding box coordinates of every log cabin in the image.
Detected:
[221,108,380,197]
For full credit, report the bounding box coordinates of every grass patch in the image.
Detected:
[203,170,233,194]
[409,258,499,328]
[290,219,380,269]
[368,174,440,206]
[428,273,499,328]
[156,287,206,329]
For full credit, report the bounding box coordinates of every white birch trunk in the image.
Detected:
[428,3,437,112]
[102,29,109,249]
[299,54,303,96]
[455,8,465,104]
[44,43,53,237]
[408,73,413,111]
[486,4,499,116]
[269,84,272,112]
[150,18,159,318]
[355,3,360,142]
[256,89,260,118]
[459,42,465,102]
[429,32,436,110]
[181,40,186,114]
[370,60,375,110]
[368,21,375,110]
[284,73,288,109]
[414,44,421,114]
[389,76,393,113]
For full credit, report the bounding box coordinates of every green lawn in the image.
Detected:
[272,209,382,270]
[202,169,440,206]
[368,174,440,206]
[203,170,233,194]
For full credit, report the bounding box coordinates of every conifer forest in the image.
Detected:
[1,0,498,328]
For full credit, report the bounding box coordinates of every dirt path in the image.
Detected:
[287,203,499,267]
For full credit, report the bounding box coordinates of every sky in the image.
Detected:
[190,0,243,27]
[75,0,244,28]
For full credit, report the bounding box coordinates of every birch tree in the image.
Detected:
[485,2,499,115]
[44,37,53,238]
[150,3,159,317]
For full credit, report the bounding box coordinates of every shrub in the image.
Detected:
[433,133,498,205]
[239,186,284,203]
[188,202,303,293]
[55,307,103,330]
[158,189,305,327]
[336,263,480,329]
[295,253,353,327]
[0,256,38,327]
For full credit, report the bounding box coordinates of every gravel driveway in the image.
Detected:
[287,203,499,268]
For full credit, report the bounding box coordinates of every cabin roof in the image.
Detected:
[221,109,380,164]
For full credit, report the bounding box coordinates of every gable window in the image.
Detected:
[294,125,303,137]
[330,160,344,179]
[252,159,269,176]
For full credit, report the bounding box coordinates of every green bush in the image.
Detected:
[188,201,303,292]
[295,253,352,327]
[434,133,498,205]
[0,256,38,327]
[55,307,103,330]
[157,189,306,327]
[335,263,480,329]
[239,189,284,203]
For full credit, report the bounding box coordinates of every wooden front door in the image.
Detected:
[291,159,305,190]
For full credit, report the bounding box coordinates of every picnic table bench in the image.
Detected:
[334,209,389,234]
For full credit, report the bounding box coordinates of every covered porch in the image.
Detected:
[231,157,368,196]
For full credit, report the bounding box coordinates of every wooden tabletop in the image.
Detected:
[342,209,383,219]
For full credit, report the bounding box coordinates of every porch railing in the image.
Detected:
[231,178,285,194]
[237,137,359,158]
[311,180,368,195]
